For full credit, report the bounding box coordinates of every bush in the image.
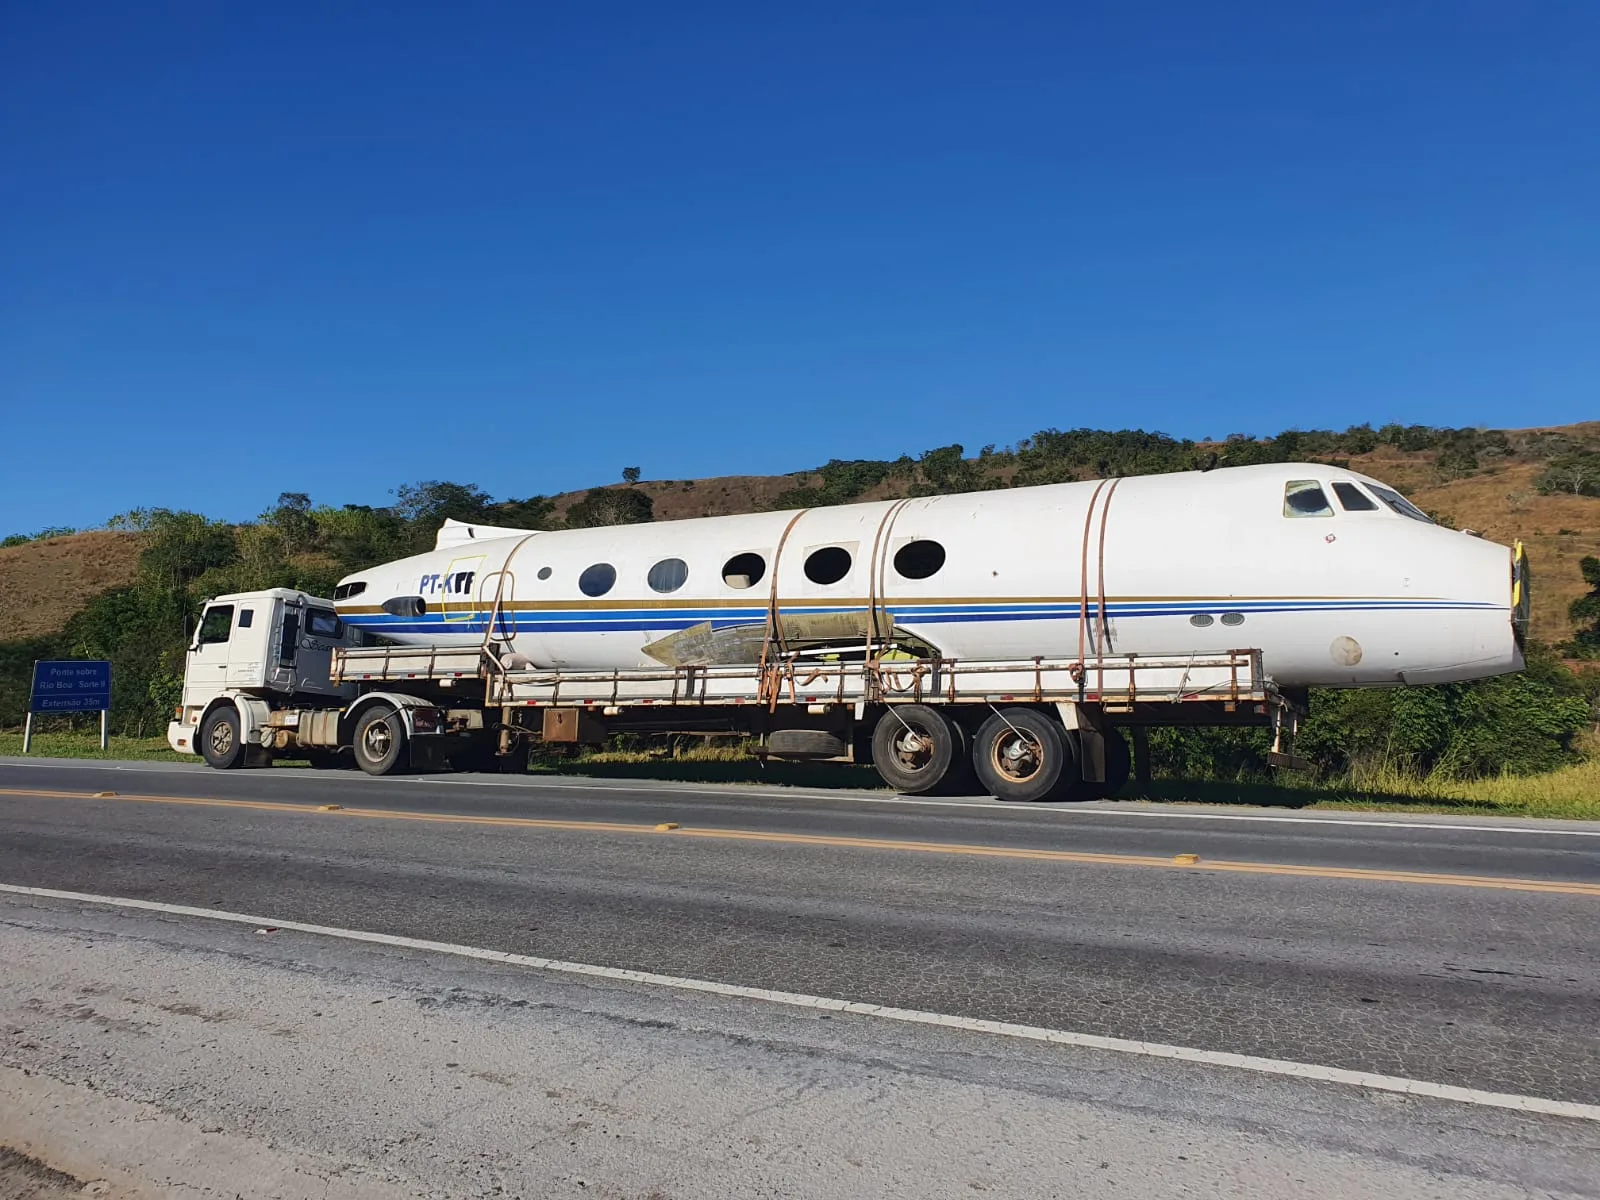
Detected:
[1298,651,1590,779]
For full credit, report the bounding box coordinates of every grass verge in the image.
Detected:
[0,732,189,762]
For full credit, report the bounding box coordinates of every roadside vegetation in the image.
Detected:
[3,421,1598,810]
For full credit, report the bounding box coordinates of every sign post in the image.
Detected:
[26,660,113,753]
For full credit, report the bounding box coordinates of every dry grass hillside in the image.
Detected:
[0,531,143,640]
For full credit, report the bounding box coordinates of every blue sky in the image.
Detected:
[2,1,1597,534]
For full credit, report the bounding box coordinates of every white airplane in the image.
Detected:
[332,463,1528,690]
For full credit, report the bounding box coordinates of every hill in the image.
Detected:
[0,530,144,642]
[3,421,1598,646]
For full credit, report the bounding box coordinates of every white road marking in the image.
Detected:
[4,881,1597,1124]
[5,756,1598,837]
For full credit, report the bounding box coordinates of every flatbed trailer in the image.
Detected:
[170,588,1294,801]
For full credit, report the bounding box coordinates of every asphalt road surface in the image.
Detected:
[1,756,1597,1198]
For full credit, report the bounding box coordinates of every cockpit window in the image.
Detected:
[1366,483,1435,524]
[1283,480,1334,518]
[1332,481,1379,512]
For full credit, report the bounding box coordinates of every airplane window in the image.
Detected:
[1189,614,1214,627]
[1366,483,1435,524]
[333,581,367,601]
[893,539,946,581]
[537,567,553,581]
[722,552,766,589]
[648,558,689,593]
[579,563,617,597]
[1283,480,1334,518]
[197,605,234,645]
[804,546,853,585]
[1332,482,1379,512]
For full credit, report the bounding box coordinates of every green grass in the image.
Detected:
[5,730,1596,819]
[0,731,188,762]
[1126,756,1600,820]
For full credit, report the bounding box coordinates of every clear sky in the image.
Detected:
[2,1,1596,534]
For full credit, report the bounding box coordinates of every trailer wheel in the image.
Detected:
[352,705,407,776]
[199,706,246,770]
[871,705,962,794]
[973,708,1076,802]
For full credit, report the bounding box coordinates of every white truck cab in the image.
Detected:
[167,589,362,762]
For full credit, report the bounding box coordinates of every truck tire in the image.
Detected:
[352,705,407,776]
[973,708,1077,803]
[199,706,246,770]
[767,729,848,759]
[871,705,961,795]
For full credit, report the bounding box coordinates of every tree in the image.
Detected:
[1535,453,1600,497]
[392,481,492,526]
[1571,556,1600,656]
[565,487,654,528]
[260,492,316,555]
[621,466,642,485]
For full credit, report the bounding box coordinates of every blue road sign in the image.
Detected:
[30,660,112,713]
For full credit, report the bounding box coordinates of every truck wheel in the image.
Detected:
[199,707,246,770]
[973,708,1076,802]
[353,705,407,776]
[871,705,960,794]
[1080,728,1131,799]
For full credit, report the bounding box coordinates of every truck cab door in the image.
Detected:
[183,604,236,707]
[294,606,345,696]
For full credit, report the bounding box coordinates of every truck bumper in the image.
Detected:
[167,720,198,756]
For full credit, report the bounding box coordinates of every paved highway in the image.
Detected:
[1,757,1597,1198]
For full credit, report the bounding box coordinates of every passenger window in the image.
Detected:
[306,609,343,638]
[722,552,767,589]
[892,539,946,580]
[1332,482,1379,512]
[647,558,689,593]
[579,563,617,597]
[197,605,234,645]
[803,546,853,585]
[1283,480,1334,518]
[1367,483,1435,524]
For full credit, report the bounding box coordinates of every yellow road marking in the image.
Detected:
[3,786,1597,897]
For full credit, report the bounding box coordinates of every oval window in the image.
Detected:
[804,546,853,586]
[1220,612,1245,627]
[647,558,689,593]
[578,563,616,597]
[537,566,553,581]
[1189,614,1214,628]
[722,551,766,590]
[892,539,946,580]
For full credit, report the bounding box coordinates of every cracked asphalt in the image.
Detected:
[1,757,1598,1197]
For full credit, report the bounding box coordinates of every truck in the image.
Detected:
[167,587,1287,801]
